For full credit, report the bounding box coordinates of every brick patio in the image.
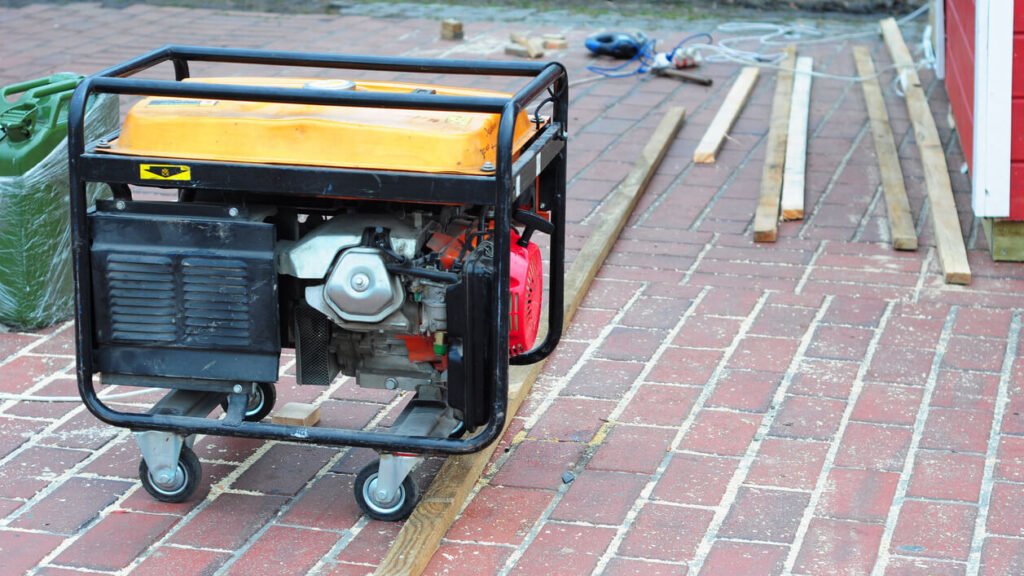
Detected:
[1,3,1022,575]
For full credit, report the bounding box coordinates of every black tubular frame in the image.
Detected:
[67,45,568,455]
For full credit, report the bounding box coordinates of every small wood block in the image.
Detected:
[504,43,531,58]
[440,19,463,41]
[543,34,568,50]
[271,402,321,427]
[510,33,544,58]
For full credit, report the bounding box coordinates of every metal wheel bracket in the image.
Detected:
[134,430,184,491]
[374,453,421,505]
[223,387,253,427]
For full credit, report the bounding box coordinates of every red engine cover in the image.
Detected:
[509,230,543,356]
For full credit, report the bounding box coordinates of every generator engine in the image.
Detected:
[281,209,543,428]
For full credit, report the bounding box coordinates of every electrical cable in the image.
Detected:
[568,3,932,88]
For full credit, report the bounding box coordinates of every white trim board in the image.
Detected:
[971,0,1014,217]
[933,0,945,79]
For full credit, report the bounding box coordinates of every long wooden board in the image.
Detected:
[753,47,797,242]
[781,56,813,220]
[853,45,918,251]
[881,18,970,283]
[693,66,760,163]
[375,107,688,576]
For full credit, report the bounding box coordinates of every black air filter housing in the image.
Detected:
[89,201,280,383]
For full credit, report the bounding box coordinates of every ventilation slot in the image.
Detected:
[106,255,176,343]
[182,258,252,347]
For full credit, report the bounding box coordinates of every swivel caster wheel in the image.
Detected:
[221,382,276,422]
[354,459,420,521]
[139,445,201,503]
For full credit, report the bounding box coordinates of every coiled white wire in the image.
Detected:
[569,3,933,88]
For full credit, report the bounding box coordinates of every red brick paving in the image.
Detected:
[0,3,1018,575]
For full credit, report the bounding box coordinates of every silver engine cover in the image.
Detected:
[323,247,404,323]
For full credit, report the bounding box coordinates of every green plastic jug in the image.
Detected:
[0,74,118,330]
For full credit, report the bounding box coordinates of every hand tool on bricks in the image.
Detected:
[68,46,568,520]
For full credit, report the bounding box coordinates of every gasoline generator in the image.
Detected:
[68,46,567,520]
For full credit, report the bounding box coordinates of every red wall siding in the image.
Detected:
[946,0,975,168]
[948,1,1024,219]
[1013,1,1024,218]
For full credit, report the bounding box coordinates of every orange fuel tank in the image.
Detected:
[106,77,542,175]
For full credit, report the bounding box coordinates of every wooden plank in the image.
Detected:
[853,46,918,251]
[781,56,813,221]
[271,402,321,427]
[753,46,797,242]
[693,66,760,163]
[510,33,544,58]
[375,107,687,576]
[881,18,971,284]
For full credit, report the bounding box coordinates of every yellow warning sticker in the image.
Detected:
[140,164,191,181]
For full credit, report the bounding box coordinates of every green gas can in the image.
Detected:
[0,74,117,329]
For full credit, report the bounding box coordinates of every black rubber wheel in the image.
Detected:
[139,445,201,503]
[353,460,420,522]
[221,382,276,422]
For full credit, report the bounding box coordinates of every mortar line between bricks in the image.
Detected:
[911,246,936,303]
[493,285,708,576]
[852,184,886,243]
[608,554,690,567]
[689,295,834,574]
[890,553,969,564]
[780,300,897,575]
[793,239,827,295]
[965,311,1022,576]
[798,122,869,238]
[870,305,959,576]
[591,290,773,574]
[679,232,717,286]
[38,565,118,576]
[312,517,370,574]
